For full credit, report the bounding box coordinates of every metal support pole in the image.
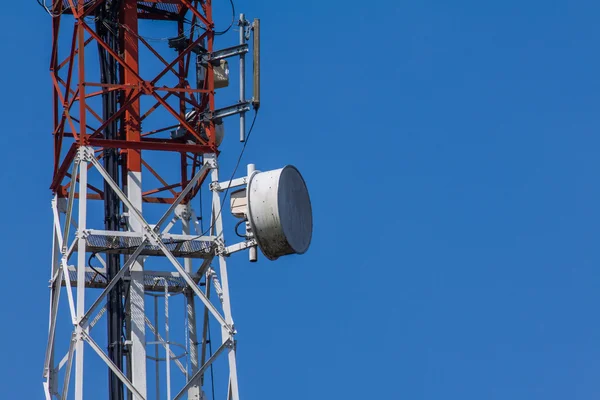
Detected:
[164,281,171,400]
[129,261,146,398]
[247,164,257,262]
[239,14,247,142]
[75,149,88,400]
[45,198,62,398]
[122,0,147,395]
[153,296,160,400]
[97,3,125,397]
[208,154,240,400]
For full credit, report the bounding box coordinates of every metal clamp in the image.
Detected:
[222,239,257,256]
[199,44,249,65]
[213,237,227,256]
[211,176,248,192]
[202,102,252,121]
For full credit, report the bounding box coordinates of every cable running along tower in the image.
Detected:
[42,1,313,399]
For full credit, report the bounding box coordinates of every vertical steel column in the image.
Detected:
[96,4,126,398]
[74,5,87,395]
[208,154,240,400]
[75,148,88,400]
[164,281,172,400]
[205,3,216,146]
[153,295,160,399]
[45,197,62,399]
[122,1,147,398]
[129,266,146,398]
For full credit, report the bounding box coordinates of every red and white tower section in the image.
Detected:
[41,1,312,399]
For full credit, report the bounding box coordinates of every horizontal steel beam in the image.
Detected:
[224,239,257,256]
[204,102,252,121]
[88,138,215,154]
[212,176,247,192]
[199,44,248,64]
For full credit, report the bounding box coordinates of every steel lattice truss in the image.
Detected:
[44,148,255,399]
[50,0,224,203]
[43,1,256,399]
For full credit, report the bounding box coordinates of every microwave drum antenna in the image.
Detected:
[246,165,312,260]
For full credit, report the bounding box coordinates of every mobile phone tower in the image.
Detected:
[41,1,312,399]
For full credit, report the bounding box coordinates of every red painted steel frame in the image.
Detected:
[50,0,218,204]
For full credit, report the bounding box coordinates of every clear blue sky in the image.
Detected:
[2,0,600,399]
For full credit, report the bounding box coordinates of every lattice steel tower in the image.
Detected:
[42,1,312,399]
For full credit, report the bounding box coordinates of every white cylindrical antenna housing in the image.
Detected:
[246,166,312,260]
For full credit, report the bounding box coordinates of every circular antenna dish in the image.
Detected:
[246,166,312,260]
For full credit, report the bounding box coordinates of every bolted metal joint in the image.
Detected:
[204,159,218,170]
[75,330,85,342]
[214,237,227,255]
[79,147,94,162]
[176,206,192,222]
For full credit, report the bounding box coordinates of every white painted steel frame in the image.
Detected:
[43,147,242,400]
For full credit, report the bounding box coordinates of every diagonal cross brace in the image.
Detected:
[43,265,64,376]
[173,339,233,400]
[86,147,212,233]
[154,163,211,230]
[62,157,80,255]
[61,334,76,400]
[151,236,233,333]
[80,241,147,327]
[84,148,232,332]
[84,331,146,400]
